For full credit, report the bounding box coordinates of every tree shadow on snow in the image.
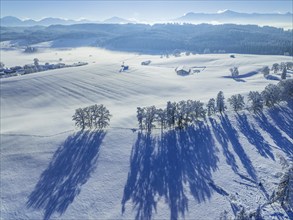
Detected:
[233,78,246,82]
[220,114,257,181]
[236,114,275,160]
[210,118,239,173]
[210,115,257,181]
[254,112,293,157]
[268,104,293,139]
[27,130,106,220]
[122,123,219,220]
[121,132,157,220]
[222,70,258,79]
[221,76,246,82]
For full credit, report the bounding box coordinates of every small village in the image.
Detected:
[0,59,88,78]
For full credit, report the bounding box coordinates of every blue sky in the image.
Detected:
[1,0,292,21]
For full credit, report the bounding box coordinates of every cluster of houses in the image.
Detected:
[0,61,88,78]
[139,59,205,76]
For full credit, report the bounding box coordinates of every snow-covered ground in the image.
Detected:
[1,47,292,219]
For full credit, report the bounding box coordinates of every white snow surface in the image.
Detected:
[1,47,292,219]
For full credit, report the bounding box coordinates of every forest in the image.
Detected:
[1,23,292,55]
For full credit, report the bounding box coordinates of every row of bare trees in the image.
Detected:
[136,79,293,132]
[71,79,292,131]
[136,91,228,132]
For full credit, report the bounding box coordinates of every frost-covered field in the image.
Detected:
[1,47,292,219]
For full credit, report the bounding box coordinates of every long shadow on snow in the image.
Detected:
[121,132,157,220]
[254,112,293,157]
[122,123,219,220]
[222,70,258,79]
[268,104,293,139]
[236,113,274,160]
[27,130,105,220]
[219,114,257,181]
[210,118,239,173]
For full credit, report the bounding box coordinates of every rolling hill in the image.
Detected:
[1,48,292,219]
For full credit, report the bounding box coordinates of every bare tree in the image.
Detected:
[216,91,226,113]
[261,66,270,78]
[137,107,145,131]
[96,105,112,129]
[33,58,39,66]
[176,101,187,129]
[72,108,87,130]
[191,100,206,121]
[228,94,245,111]
[262,84,281,107]
[207,98,216,116]
[89,104,101,128]
[166,101,177,128]
[272,63,280,74]
[144,106,157,133]
[230,67,239,78]
[281,67,287,80]
[286,62,293,70]
[248,91,263,113]
[278,79,293,101]
[280,62,286,71]
[271,166,293,212]
[156,108,167,131]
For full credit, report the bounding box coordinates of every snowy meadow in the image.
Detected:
[1,46,293,219]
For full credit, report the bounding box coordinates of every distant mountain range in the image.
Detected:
[0,16,85,26]
[0,16,133,26]
[103,16,132,24]
[0,10,292,28]
[175,10,292,26]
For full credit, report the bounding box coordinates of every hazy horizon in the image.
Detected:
[1,0,292,22]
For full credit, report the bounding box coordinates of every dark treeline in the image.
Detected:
[1,23,292,55]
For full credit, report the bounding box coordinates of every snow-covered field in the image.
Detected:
[1,47,292,219]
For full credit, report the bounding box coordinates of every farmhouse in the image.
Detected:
[141,60,151,65]
[175,66,191,76]
[120,63,129,72]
